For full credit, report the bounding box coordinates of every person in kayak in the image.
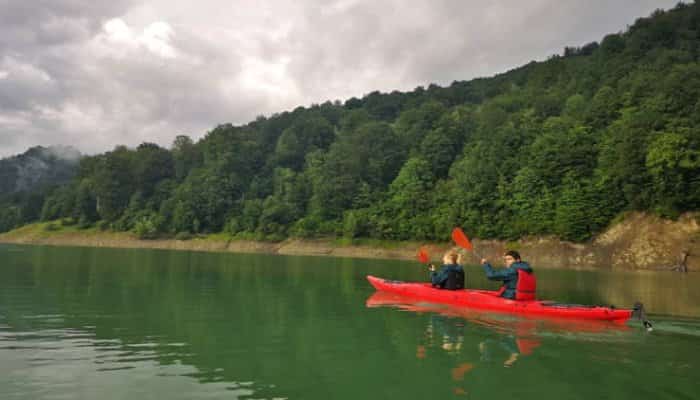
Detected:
[429,250,465,290]
[480,250,536,300]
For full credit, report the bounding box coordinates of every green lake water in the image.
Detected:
[1,244,699,399]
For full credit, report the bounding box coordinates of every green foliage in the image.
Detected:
[175,231,193,241]
[554,176,600,241]
[505,167,555,236]
[41,184,76,221]
[97,220,110,231]
[528,118,597,186]
[171,135,202,181]
[133,143,175,198]
[60,217,76,226]
[134,215,160,239]
[0,206,21,233]
[44,222,60,232]
[645,130,700,216]
[274,114,334,170]
[77,215,93,229]
[290,215,323,238]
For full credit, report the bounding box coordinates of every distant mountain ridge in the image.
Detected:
[0,146,81,196]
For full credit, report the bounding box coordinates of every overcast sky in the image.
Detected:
[0,0,679,158]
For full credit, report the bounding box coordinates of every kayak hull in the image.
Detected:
[367,275,632,322]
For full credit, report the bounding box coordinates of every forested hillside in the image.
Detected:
[1,3,699,241]
[0,146,81,232]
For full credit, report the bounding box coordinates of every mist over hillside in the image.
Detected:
[0,145,81,195]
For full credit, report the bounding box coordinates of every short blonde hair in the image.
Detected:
[444,250,459,265]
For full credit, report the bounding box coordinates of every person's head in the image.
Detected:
[443,250,459,265]
[503,250,521,267]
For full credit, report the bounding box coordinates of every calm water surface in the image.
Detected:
[1,244,698,399]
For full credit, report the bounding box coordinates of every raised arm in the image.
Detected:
[482,262,516,281]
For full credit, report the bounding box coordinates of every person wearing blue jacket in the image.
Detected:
[480,250,534,299]
[429,250,465,290]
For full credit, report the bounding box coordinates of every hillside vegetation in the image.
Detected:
[1,3,698,242]
[0,146,80,230]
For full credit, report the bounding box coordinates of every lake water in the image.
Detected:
[1,244,699,399]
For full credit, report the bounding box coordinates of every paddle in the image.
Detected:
[417,247,430,264]
[417,246,435,271]
[451,227,483,261]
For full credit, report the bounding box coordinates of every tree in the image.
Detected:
[172,135,202,181]
[274,114,334,170]
[586,86,620,129]
[394,100,448,152]
[449,142,502,238]
[505,167,555,236]
[73,179,99,223]
[93,146,135,222]
[0,206,21,233]
[596,108,656,211]
[554,176,600,242]
[645,131,700,215]
[527,118,597,187]
[41,184,76,221]
[387,157,434,219]
[134,143,174,199]
[562,93,587,120]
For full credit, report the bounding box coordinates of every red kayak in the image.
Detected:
[367,275,636,323]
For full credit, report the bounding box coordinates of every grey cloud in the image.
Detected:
[0,0,679,158]
[285,0,679,95]
[0,0,135,52]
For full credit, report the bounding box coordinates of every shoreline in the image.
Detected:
[1,212,698,271]
[0,223,428,262]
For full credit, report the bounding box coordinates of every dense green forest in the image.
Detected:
[1,3,699,242]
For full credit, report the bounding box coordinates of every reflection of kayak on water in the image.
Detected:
[366,290,633,336]
[367,275,652,327]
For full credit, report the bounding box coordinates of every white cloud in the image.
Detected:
[142,21,176,58]
[104,18,135,43]
[238,56,300,103]
[1,57,52,82]
[98,18,177,59]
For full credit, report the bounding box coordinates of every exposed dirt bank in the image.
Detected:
[1,212,697,271]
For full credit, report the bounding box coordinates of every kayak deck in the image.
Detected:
[367,275,632,322]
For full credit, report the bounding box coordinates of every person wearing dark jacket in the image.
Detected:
[430,250,465,290]
[481,250,534,300]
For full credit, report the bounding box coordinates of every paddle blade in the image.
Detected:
[417,247,430,264]
[451,228,473,251]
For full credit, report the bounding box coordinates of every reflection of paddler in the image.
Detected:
[451,363,474,397]
[478,334,540,367]
[431,314,465,353]
[416,345,426,359]
[515,337,540,356]
[451,362,475,380]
